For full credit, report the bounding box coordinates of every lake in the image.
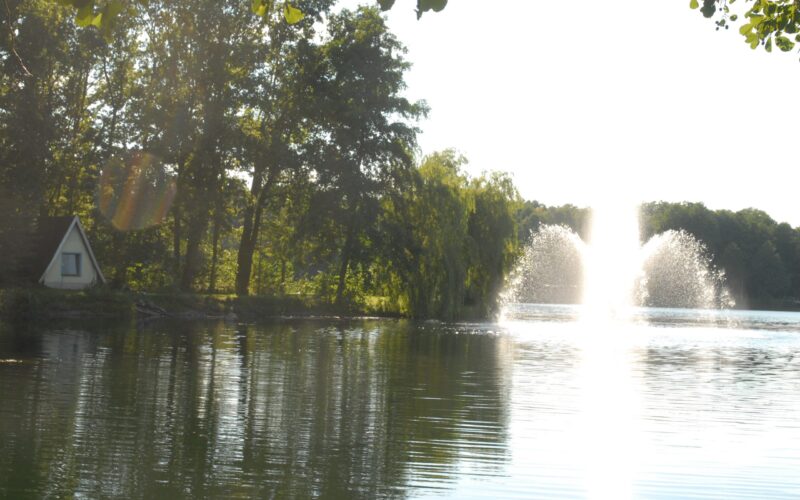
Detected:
[1,305,799,498]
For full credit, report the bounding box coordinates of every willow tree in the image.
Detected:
[464,172,520,317]
[378,151,519,319]
[375,152,467,318]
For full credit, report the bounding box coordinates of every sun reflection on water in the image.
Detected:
[575,321,643,500]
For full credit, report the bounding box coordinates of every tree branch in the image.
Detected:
[3,0,31,77]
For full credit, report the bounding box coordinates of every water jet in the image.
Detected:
[501,202,733,317]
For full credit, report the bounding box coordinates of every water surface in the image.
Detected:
[1,306,799,498]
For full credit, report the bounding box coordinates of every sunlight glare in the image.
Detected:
[582,198,642,319]
[577,325,643,500]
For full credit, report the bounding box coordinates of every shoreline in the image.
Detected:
[2,288,799,326]
[0,288,406,324]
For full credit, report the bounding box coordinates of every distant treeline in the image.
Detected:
[640,202,800,308]
[518,201,800,308]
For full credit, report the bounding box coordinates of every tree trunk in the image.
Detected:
[111,231,128,288]
[280,258,286,294]
[335,220,356,305]
[208,204,222,293]
[235,201,257,295]
[254,243,263,295]
[235,170,276,295]
[172,204,182,283]
[180,217,207,291]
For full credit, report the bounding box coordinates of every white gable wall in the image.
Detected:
[41,225,99,289]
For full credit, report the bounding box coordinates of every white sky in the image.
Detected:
[337,0,800,227]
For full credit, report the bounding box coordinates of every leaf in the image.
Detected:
[775,35,795,51]
[700,0,716,18]
[251,0,269,17]
[90,12,103,28]
[417,0,447,16]
[766,37,772,52]
[378,0,396,10]
[690,0,699,9]
[283,3,304,24]
[75,3,94,27]
[739,23,752,35]
[430,0,447,12]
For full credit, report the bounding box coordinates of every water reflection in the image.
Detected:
[0,320,510,499]
[1,309,800,499]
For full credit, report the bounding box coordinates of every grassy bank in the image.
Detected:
[0,287,404,323]
[0,287,134,322]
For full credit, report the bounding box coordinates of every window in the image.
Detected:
[61,253,81,276]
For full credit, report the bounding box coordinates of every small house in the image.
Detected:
[34,216,105,289]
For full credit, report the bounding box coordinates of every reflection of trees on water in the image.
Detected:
[0,320,510,498]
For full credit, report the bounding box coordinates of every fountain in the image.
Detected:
[500,202,733,316]
[501,225,585,305]
[636,229,733,309]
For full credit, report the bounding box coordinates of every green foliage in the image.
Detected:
[18,0,800,320]
[283,3,305,24]
[54,0,310,35]
[416,0,447,18]
[51,0,447,38]
[464,172,519,317]
[640,202,800,305]
[693,0,800,58]
[719,241,746,297]
[514,201,590,242]
[751,240,790,298]
[378,152,519,319]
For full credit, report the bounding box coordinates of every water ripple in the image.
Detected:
[0,309,798,498]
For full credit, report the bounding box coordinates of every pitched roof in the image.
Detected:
[33,216,76,278]
[32,216,106,284]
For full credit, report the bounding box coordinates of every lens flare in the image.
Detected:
[98,153,177,231]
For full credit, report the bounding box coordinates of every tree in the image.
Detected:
[720,241,746,300]
[749,240,790,299]
[772,222,800,296]
[378,152,518,319]
[232,0,336,295]
[313,7,424,304]
[0,0,107,281]
[43,0,446,47]
[692,0,800,56]
[514,201,589,243]
[638,201,800,305]
[396,152,472,319]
